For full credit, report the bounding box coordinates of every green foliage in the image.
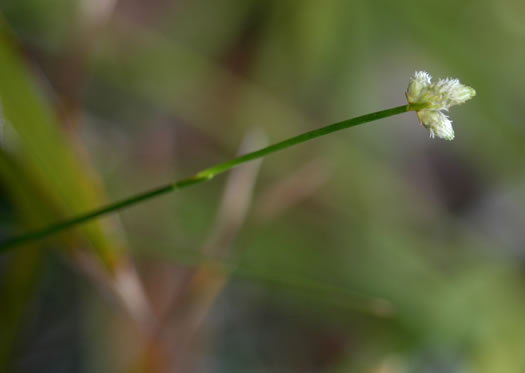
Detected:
[1,0,525,372]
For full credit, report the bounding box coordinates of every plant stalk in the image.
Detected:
[0,104,418,252]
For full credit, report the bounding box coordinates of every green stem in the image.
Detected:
[0,104,416,252]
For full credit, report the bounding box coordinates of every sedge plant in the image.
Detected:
[0,71,475,252]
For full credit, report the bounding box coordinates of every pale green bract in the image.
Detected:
[406,71,476,140]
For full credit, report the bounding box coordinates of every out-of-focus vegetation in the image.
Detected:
[0,0,524,372]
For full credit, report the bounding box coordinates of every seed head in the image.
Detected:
[406,71,475,140]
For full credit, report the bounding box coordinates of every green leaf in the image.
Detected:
[0,20,123,272]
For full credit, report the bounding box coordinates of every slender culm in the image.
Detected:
[0,104,421,252]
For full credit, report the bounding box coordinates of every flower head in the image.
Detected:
[406,71,475,140]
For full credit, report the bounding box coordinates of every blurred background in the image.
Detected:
[0,0,524,372]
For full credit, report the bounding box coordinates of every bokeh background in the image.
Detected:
[0,0,524,372]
